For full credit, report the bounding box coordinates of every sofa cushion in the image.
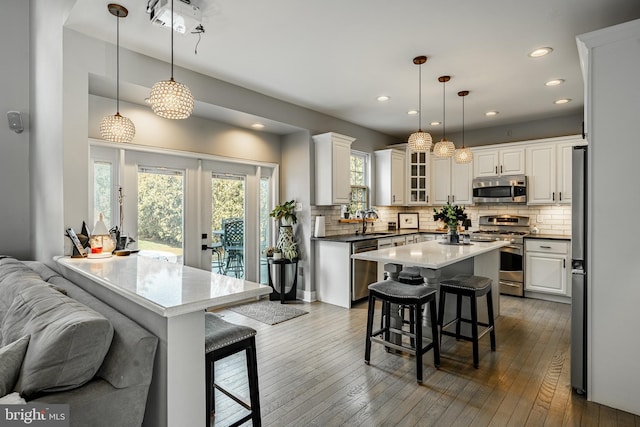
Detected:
[1,285,114,399]
[0,335,29,397]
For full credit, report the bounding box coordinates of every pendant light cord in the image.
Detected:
[418,63,422,131]
[116,11,120,114]
[461,94,465,148]
[442,80,446,140]
[170,0,174,79]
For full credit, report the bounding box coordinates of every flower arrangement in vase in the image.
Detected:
[433,202,468,243]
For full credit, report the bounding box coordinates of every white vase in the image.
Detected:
[280,217,293,227]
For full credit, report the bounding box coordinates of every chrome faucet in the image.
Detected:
[358,209,379,234]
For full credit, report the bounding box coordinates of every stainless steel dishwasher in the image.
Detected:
[352,239,379,302]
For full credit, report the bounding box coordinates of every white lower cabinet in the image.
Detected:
[525,239,570,297]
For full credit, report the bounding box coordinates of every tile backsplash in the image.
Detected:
[311,204,571,236]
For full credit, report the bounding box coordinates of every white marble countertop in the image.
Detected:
[350,239,509,269]
[55,255,271,317]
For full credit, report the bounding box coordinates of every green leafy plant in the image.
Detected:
[269,200,297,225]
[433,202,468,231]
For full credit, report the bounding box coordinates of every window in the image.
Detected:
[350,151,369,212]
[137,167,185,263]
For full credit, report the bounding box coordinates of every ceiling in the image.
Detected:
[66,0,640,139]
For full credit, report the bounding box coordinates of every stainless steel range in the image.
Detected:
[470,215,530,297]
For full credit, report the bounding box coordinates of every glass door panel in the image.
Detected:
[137,167,184,263]
[259,176,271,284]
[211,174,245,277]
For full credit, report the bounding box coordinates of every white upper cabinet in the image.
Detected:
[313,132,355,205]
[375,149,405,206]
[431,157,473,205]
[526,137,581,205]
[407,150,430,204]
[474,146,525,177]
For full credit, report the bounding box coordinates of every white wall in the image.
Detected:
[90,95,282,164]
[580,19,640,415]
[0,0,31,259]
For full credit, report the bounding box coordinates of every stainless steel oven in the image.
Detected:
[499,243,524,296]
[471,215,529,297]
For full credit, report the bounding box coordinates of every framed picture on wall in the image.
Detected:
[398,212,419,229]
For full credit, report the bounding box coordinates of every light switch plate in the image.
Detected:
[295,202,302,212]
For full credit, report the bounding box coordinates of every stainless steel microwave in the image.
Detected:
[472,175,528,204]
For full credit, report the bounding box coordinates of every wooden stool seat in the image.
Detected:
[364,279,440,383]
[205,312,261,427]
[438,274,496,368]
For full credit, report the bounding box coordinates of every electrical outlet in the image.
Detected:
[537,215,544,223]
[295,202,303,212]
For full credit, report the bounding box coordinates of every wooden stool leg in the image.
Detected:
[429,298,440,368]
[470,295,480,368]
[205,356,213,425]
[486,289,496,351]
[455,294,463,339]
[414,302,423,383]
[245,338,262,427]
[437,289,446,347]
[364,294,376,364]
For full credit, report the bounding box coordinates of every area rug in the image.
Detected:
[227,300,308,325]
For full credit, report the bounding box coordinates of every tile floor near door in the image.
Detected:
[212,296,640,426]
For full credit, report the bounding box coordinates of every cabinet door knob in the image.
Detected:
[495,166,498,174]
[500,165,503,174]
[559,192,562,201]
[540,245,552,249]
[452,195,455,203]
[552,192,555,201]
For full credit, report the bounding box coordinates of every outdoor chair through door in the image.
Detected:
[222,218,244,278]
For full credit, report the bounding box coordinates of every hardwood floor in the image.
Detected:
[211,296,640,426]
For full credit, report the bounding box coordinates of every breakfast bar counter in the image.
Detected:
[351,239,508,321]
[55,255,271,427]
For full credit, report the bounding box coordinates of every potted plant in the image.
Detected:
[433,202,468,243]
[269,200,297,226]
[263,246,276,258]
[272,248,283,260]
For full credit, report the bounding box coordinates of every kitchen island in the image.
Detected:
[351,239,508,321]
[55,255,271,427]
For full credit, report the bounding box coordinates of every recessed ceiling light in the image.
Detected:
[529,47,553,58]
[377,95,390,102]
[251,123,265,129]
[545,79,565,86]
[485,111,499,116]
[430,121,441,126]
[407,110,418,115]
[554,98,571,105]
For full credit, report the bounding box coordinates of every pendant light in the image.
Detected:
[407,56,432,152]
[100,4,136,143]
[454,90,473,164]
[432,75,455,158]
[149,0,194,119]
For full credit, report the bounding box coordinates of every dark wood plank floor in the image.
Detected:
[211,296,640,426]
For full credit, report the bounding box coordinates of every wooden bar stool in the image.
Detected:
[364,279,440,383]
[205,312,261,427]
[437,274,496,368]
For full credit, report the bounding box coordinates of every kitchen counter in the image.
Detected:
[55,255,271,427]
[312,228,447,243]
[525,233,571,241]
[351,239,508,270]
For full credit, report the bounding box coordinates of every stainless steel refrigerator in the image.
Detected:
[571,145,587,395]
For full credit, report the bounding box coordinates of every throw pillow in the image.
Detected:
[0,335,29,397]
[1,285,114,399]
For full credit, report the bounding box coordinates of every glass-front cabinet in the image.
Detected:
[407,150,430,204]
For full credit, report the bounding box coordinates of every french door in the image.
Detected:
[92,146,276,282]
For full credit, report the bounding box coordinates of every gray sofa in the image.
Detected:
[0,257,158,427]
